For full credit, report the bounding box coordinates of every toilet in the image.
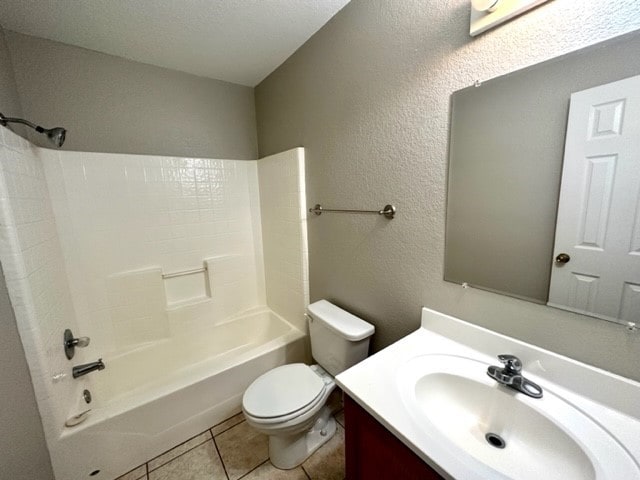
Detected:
[242,299,375,469]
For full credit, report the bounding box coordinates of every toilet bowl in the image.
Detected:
[242,300,374,469]
[243,364,337,468]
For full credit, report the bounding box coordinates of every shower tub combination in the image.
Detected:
[0,127,309,480]
[53,307,307,480]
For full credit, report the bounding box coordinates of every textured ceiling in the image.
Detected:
[0,0,350,86]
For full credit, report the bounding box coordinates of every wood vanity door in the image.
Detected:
[344,395,444,480]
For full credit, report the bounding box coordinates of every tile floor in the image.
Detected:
[115,393,346,480]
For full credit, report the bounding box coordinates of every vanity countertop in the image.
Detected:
[335,308,640,480]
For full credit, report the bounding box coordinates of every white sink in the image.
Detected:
[336,308,640,480]
[398,354,637,480]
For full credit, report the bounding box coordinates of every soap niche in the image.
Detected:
[163,267,211,308]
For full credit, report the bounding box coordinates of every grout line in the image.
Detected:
[211,411,243,430]
[212,418,246,438]
[148,429,211,465]
[236,459,269,480]
[117,464,147,480]
[301,465,312,480]
[209,412,243,434]
[123,412,244,477]
[147,437,213,473]
[212,437,230,480]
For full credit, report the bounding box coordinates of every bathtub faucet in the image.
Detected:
[72,359,105,379]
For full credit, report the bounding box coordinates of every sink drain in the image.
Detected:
[485,432,506,449]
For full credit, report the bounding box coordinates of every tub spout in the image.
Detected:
[72,359,105,378]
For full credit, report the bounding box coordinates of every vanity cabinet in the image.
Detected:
[344,395,444,479]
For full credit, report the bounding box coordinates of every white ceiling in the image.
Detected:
[0,0,350,87]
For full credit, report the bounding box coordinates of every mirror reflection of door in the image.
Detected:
[548,75,640,324]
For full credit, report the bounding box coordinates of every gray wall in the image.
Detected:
[256,0,640,381]
[445,33,640,303]
[5,30,258,159]
[0,25,27,138]
[0,25,53,480]
[0,263,54,480]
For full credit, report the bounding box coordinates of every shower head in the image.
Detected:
[41,127,66,148]
[0,112,67,148]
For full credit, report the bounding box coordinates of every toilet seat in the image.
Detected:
[243,363,326,421]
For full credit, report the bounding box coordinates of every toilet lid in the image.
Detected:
[243,363,325,419]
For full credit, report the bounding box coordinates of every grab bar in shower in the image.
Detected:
[162,266,208,279]
[309,204,396,219]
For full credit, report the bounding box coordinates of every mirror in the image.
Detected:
[445,30,640,325]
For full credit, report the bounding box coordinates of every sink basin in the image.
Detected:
[398,354,638,480]
[337,307,640,480]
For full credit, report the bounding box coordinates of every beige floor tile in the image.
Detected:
[115,464,146,480]
[215,421,268,480]
[241,461,308,480]
[302,424,345,480]
[148,440,226,480]
[148,431,212,471]
[211,412,245,436]
[334,409,345,428]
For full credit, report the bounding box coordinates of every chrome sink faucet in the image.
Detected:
[487,354,543,398]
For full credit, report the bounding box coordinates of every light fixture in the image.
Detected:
[0,112,67,147]
[472,0,501,13]
[470,0,552,36]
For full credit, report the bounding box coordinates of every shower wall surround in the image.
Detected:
[258,148,309,329]
[41,149,266,354]
[0,127,83,442]
[0,124,307,478]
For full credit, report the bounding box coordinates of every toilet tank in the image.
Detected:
[307,300,375,376]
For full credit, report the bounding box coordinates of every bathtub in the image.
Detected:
[51,307,307,480]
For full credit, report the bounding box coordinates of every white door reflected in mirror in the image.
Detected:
[548,74,640,324]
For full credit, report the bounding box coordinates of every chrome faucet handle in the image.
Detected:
[64,329,91,360]
[497,354,522,374]
[71,337,90,347]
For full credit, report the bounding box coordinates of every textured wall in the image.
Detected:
[256,0,640,380]
[0,25,26,138]
[0,264,54,480]
[5,31,258,159]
